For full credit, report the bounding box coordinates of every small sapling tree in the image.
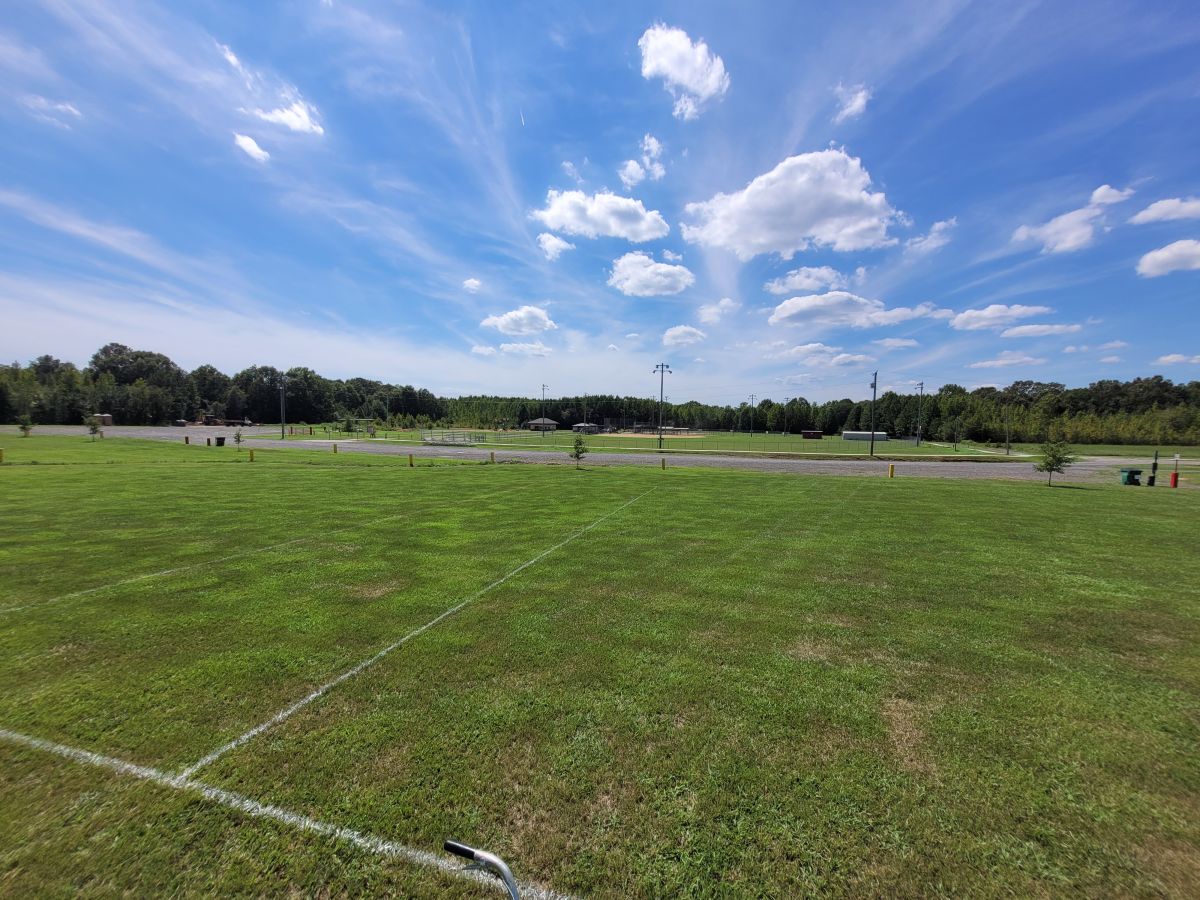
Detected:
[1035,439,1076,485]
[17,416,33,438]
[234,428,244,452]
[569,435,588,469]
[85,416,101,441]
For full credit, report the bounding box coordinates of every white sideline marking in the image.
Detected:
[0,484,525,615]
[0,728,571,899]
[180,489,655,779]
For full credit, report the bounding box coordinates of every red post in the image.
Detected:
[1170,472,1179,489]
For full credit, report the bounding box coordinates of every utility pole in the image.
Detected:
[868,372,878,457]
[653,363,671,450]
[748,394,757,439]
[915,381,924,447]
[783,397,790,437]
[1004,404,1012,455]
[278,375,287,440]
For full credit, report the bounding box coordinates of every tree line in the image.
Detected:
[2,343,1198,445]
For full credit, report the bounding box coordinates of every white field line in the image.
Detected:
[0,484,526,615]
[0,728,571,900]
[179,489,656,779]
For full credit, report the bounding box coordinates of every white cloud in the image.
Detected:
[774,342,873,367]
[607,344,619,351]
[561,160,583,184]
[969,351,1046,369]
[638,24,730,120]
[1100,355,1122,363]
[906,217,957,254]
[641,134,666,179]
[233,133,269,162]
[531,190,669,242]
[1090,184,1134,206]
[500,341,551,357]
[1099,340,1128,350]
[1130,197,1200,224]
[618,159,645,189]
[462,277,482,293]
[1063,345,1088,354]
[253,98,324,135]
[1013,185,1133,253]
[833,83,870,123]
[663,325,706,347]
[873,337,919,349]
[661,249,682,261]
[21,95,82,127]
[697,297,740,325]
[536,232,575,261]
[470,344,496,356]
[768,291,949,329]
[1155,353,1200,365]
[1001,323,1082,337]
[608,252,695,296]
[763,266,846,295]
[481,304,557,335]
[681,149,897,259]
[950,303,1051,330]
[1137,239,1200,277]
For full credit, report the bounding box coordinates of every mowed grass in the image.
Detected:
[1,436,1198,897]
[990,441,1200,460]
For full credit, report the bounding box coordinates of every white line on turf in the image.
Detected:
[0,727,571,899]
[0,484,526,615]
[179,488,655,779]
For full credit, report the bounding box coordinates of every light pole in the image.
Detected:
[1004,404,1012,455]
[541,383,548,440]
[783,397,790,437]
[748,394,757,440]
[278,374,287,440]
[653,363,671,450]
[868,372,878,457]
[915,381,924,447]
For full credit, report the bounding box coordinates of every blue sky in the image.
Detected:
[2,0,1199,404]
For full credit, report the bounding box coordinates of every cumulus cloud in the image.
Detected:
[253,98,324,134]
[500,341,551,356]
[531,190,669,242]
[618,159,645,189]
[1137,239,1200,277]
[233,133,269,162]
[462,277,482,293]
[661,249,683,261]
[1099,340,1128,350]
[561,160,584,184]
[662,324,706,347]
[873,337,919,349]
[768,291,948,329]
[774,342,873,367]
[1155,353,1200,365]
[1130,197,1200,224]
[470,344,496,356]
[949,304,1051,330]
[1000,323,1082,337]
[638,24,730,120]
[1013,184,1133,253]
[906,217,957,254]
[697,297,740,324]
[681,150,897,259]
[608,251,695,296]
[763,265,846,295]
[833,83,870,122]
[1100,355,1122,364]
[536,232,575,261]
[480,304,557,335]
[969,351,1046,369]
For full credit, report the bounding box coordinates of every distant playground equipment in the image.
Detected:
[443,840,519,899]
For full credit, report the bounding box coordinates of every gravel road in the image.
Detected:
[10,424,1188,484]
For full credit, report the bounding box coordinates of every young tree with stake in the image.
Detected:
[1035,440,1076,485]
[569,435,588,469]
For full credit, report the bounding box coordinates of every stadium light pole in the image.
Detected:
[915,381,924,447]
[654,363,671,450]
[748,394,757,440]
[278,374,287,440]
[541,384,548,440]
[783,396,790,437]
[868,371,878,457]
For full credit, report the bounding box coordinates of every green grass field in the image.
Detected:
[2,436,1198,896]
[984,441,1199,460]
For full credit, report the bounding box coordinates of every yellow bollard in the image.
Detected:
[249,449,255,462]
[332,443,338,454]
[409,453,414,467]
[889,464,895,478]
[661,458,666,470]
[490,451,495,463]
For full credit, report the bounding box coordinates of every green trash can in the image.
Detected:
[1119,468,1142,486]
[215,436,226,447]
